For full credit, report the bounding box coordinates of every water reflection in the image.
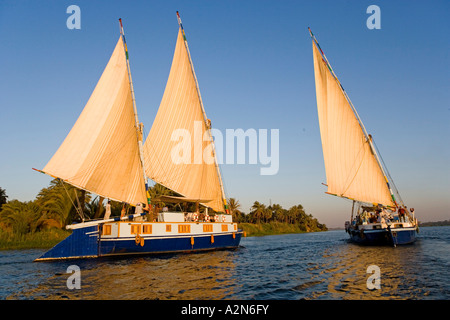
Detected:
[4,227,449,300]
[305,232,448,299]
[229,229,448,300]
[320,240,423,299]
[8,250,239,300]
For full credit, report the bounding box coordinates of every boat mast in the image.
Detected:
[309,27,398,208]
[119,18,152,211]
[175,11,229,214]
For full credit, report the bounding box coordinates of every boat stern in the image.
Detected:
[348,222,417,246]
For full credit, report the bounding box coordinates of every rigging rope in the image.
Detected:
[59,179,85,222]
[371,138,404,206]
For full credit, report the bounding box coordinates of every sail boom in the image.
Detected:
[33,168,134,206]
[153,195,212,204]
[148,179,215,210]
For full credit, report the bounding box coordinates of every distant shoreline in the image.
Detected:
[0,221,327,250]
[1,222,447,251]
[238,221,327,237]
[418,220,450,227]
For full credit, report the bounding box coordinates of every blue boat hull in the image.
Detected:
[347,227,416,246]
[35,226,243,261]
[99,233,242,257]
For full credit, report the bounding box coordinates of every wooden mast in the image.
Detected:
[119,18,152,214]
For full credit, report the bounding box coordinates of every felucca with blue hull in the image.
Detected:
[309,28,418,246]
[34,13,241,261]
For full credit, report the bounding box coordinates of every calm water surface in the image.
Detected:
[1,226,449,300]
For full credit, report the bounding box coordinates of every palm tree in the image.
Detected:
[0,187,7,209]
[86,196,101,219]
[148,183,174,209]
[250,201,266,224]
[36,179,89,227]
[0,200,42,234]
[93,196,105,219]
[269,203,284,223]
[227,198,242,222]
[263,206,272,223]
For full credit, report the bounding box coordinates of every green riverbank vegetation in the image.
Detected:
[0,183,327,250]
[229,199,328,236]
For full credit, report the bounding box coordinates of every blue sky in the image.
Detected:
[0,0,449,227]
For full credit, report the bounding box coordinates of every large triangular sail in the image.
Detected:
[38,37,147,205]
[143,25,226,213]
[311,32,395,207]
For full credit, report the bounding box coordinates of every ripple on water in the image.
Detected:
[2,227,450,300]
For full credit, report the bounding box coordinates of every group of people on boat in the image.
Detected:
[101,200,224,223]
[355,205,415,225]
[184,212,224,222]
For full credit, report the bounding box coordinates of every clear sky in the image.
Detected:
[0,0,449,228]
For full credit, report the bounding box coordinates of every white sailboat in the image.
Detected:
[34,13,242,261]
[309,28,418,246]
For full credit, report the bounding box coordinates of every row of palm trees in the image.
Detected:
[0,181,326,235]
[227,198,327,230]
[1,181,89,235]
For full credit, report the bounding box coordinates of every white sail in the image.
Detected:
[312,40,394,207]
[143,28,225,213]
[41,37,147,205]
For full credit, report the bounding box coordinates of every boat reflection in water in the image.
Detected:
[319,240,427,299]
[6,229,449,300]
[28,250,239,300]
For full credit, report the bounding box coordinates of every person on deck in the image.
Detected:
[134,202,143,221]
[398,206,406,222]
[120,203,127,218]
[104,200,111,220]
[380,208,390,223]
[361,211,368,223]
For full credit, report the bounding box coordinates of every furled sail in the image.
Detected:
[312,40,394,207]
[41,37,147,205]
[143,28,225,213]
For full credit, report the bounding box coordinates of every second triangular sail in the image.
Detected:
[312,40,394,207]
[143,28,225,213]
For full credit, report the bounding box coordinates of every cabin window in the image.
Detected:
[221,225,228,232]
[130,224,141,234]
[178,225,191,233]
[166,225,172,232]
[102,225,111,236]
[143,225,152,234]
[203,224,213,232]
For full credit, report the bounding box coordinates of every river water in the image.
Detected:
[0,227,449,300]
